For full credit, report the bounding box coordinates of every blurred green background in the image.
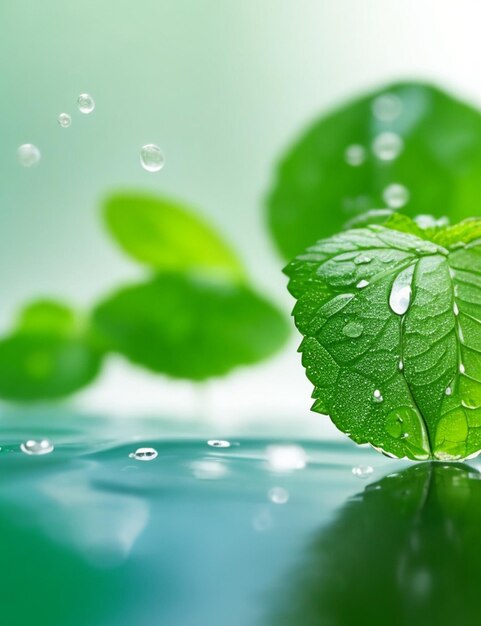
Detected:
[2,0,480,431]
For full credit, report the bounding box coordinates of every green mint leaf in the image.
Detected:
[104,192,246,281]
[0,300,103,401]
[285,224,481,460]
[93,274,289,381]
[268,82,481,259]
[432,217,481,248]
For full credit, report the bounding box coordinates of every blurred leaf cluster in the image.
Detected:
[1,194,289,401]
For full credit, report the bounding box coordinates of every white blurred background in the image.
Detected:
[1,0,480,434]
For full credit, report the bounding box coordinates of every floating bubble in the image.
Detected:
[207,439,231,448]
[373,389,383,403]
[140,144,165,172]
[345,144,366,166]
[77,93,95,114]
[383,183,409,209]
[20,439,54,456]
[266,444,307,472]
[58,113,72,128]
[268,487,289,504]
[352,465,374,479]
[17,144,41,167]
[372,132,403,161]
[129,447,158,461]
[372,93,403,122]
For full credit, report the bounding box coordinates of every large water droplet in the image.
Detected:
[372,132,403,161]
[356,279,369,289]
[268,487,289,504]
[129,447,158,461]
[343,321,363,338]
[345,144,366,166]
[17,144,41,167]
[373,389,383,403]
[383,183,409,208]
[389,265,415,315]
[266,444,307,472]
[58,113,72,128]
[20,439,54,455]
[140,144,165,172]
[77,93,95,114]
[372,93,403,122]
[207,439,231,448]
[352,465,374,479]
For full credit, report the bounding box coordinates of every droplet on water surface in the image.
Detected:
[129,447,158,461]
[373,389,383,403]
[383,183,409,209]
[207,439,231,448]
[352,465,374,479]
[372,131,403,161]
[191,460,227,480]
[371,93,402,122]
[266,444,307,472]
[343,321,363,338]
[77,93,95,114]
[344,144,366,166]
[17,144,41,167]
[20,439,54,455]
[268,487,289,504]
[58,113,72,128]
[140,144,165,172]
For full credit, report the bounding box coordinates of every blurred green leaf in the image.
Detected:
[268,82,481,259]
[93,274,289,381]
[0,300,103,401]
[104,192,246,280]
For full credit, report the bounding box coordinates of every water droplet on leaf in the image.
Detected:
[356,279,369,289]
[343,321,363,338]
[389,265,415,315]
[344,144,366,166]
[372,93,402,122]
[373,389,383,403]
[372,131,403,161]
[354,254,372,265]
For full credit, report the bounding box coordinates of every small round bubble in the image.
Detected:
[129,447,158,461]
[77,93,95,114]
[17,144,41,167]
[383,183,410,209]
[58,113,72,128]
[140,144,165,172]
[352,465,374,479]
[20,439,54,455]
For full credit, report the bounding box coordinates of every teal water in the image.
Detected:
[0,413,479,626]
